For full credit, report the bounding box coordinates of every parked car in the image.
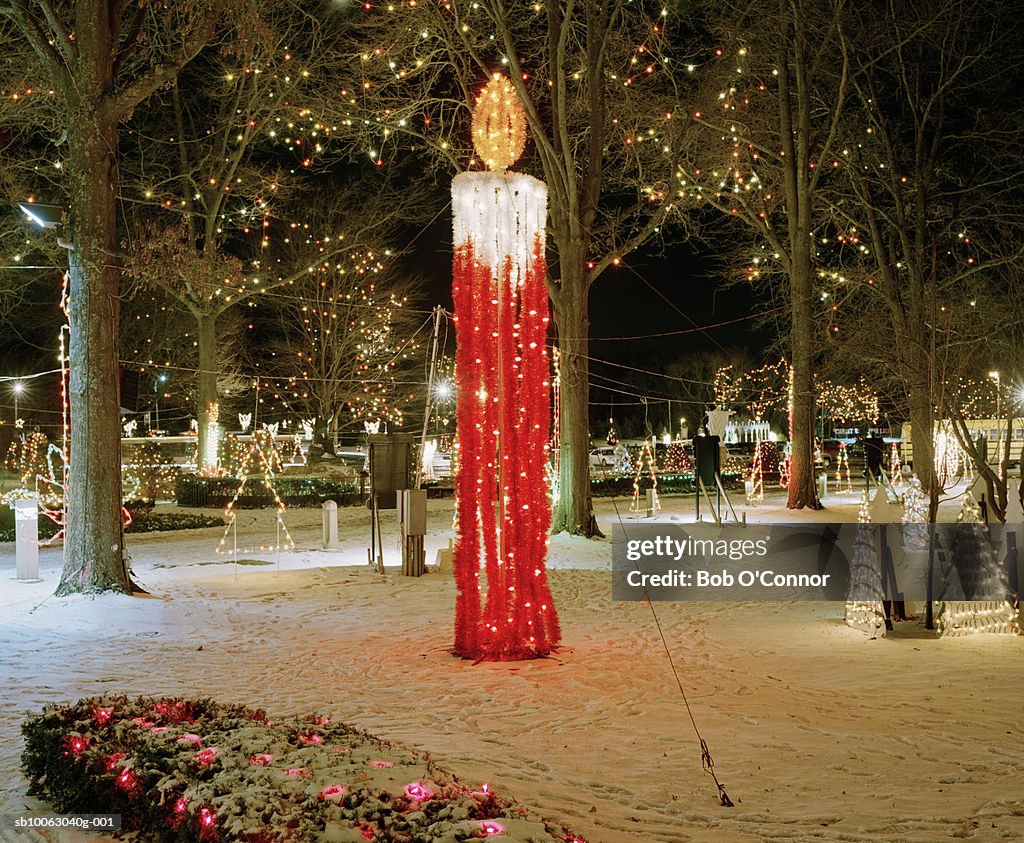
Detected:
[589,445,618,469]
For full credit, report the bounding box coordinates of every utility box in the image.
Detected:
[693,435,721,486]
[367,433,414,510]
[399,488,427,577]
[14,496,41,582]
[401,489,427,535]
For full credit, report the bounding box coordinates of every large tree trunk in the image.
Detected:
[787,254,822,510]
[196,311,219,471]
[550,268,601,536]
[56,19,132,595]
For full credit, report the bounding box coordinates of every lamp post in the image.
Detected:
[988,370,1003,477]
[12,380,24,424]
[153,373,167,433]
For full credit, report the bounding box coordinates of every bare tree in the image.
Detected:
[330,1,697,535]
[820,0,1024,519]
[117,6,395,470]
[0,0,229,594]
[679,0,856,509]
[249,248,426,458]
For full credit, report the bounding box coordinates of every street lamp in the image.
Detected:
[153,373,168,432]
[19,201,75,571]
[12,380,24,424]
[989,370,1001,470]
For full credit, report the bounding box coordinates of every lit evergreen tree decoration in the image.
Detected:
[4,431,48,487]
[663,440,692,474]
[630,438,660,514]
[834,442,852,494]
[121,442,178,502]
[845,491,886,636]
[217,434,246,479]
[936,493,1019,636]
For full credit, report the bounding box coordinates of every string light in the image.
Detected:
[215,429,295,558]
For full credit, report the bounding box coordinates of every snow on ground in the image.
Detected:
[2,487,1024,842]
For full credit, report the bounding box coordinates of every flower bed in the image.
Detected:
[22,696,588,842]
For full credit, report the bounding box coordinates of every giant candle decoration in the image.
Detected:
[451,74,560,660]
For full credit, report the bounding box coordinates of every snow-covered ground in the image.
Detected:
[2,487,1024,842]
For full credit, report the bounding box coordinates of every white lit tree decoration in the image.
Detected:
[451,74,559,661]
[935,493,1019,637]
[844,491,886,636]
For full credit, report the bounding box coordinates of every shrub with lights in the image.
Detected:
[23,696,588,843]
[175,475,361,508]
[122,441,181,502]
[4,431,49,487]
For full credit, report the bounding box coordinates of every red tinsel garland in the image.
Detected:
[451,237,559,660]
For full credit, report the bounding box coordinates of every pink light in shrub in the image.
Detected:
[199,807,216,828]
[479,820,504,835]
[94,707,113,725]
[104,752,126,772]
[319,784,347,803]
[471,783,492,798]
[64,735,88,757]
[116,768,137,792]
[298,733,323,745]
[173,796,188,814]
[130,717,155,728]
[369,760,394,768]
[315,716,331,725]
[177,733,202,745]
[195,747,219,766]
[403,782,432,802]
[250,753,274,766]
[151,727,169,734]
[285,768,309,777]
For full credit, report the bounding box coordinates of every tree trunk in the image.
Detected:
[56,28,132,594]
[787,258,822,509]
[196,311,219,471]
[550,268,601,536]
[908,383,936,497]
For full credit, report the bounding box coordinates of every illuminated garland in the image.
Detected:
[747,439,764,504]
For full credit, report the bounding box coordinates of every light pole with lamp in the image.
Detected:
[18,201,132,594]
[11,380,24,425]
[153,373,168,433]
[989,370,1002,471]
